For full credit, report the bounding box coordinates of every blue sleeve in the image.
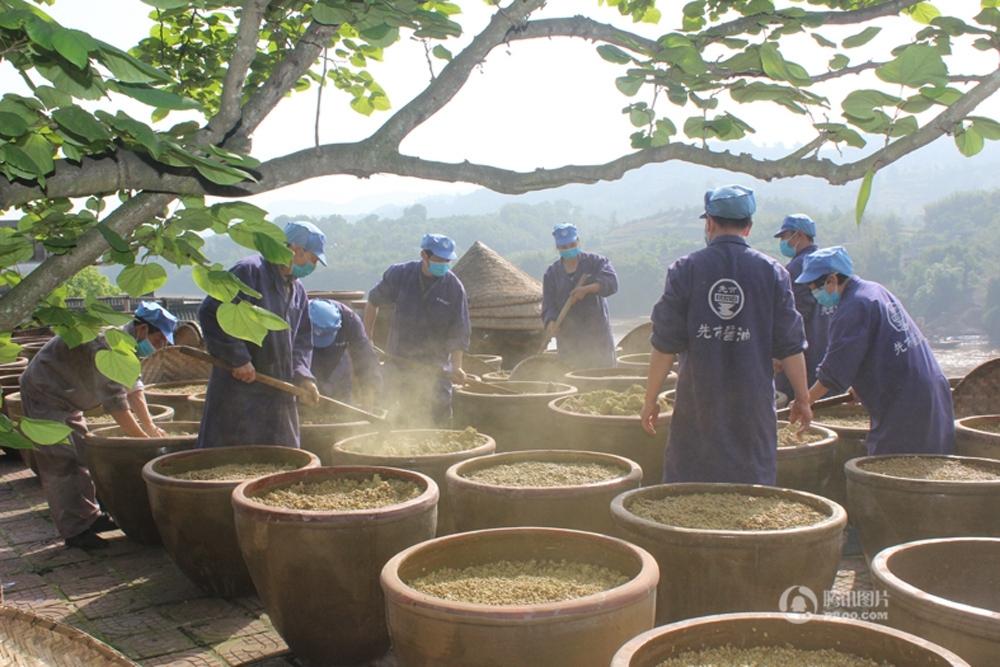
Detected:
[291,287,314,381]
[816,301,870,393]
[772,266,807,360]
[591,255,619,298]
[793,281,816,322]
[342,308,382,391]
[650,258,690,354]
[199,262,254,368]
[542,266,559,325]
[369,265,401,307]
[446,284,471,353]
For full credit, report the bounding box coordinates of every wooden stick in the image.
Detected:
[463,374,520,395]
[538,272,591,354]
[176,346,388,422]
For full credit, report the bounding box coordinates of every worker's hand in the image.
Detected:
[298,379,321,406]
[450,367,467,386]
[788,397,813,434]
[143,424,167,438]
[640,398,661,436]
[232,362,256,383]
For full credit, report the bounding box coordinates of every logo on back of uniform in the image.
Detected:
[886,300,909,333]
[708,279,744,320]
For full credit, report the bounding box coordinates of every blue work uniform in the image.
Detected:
[815,277,954,455]
[197,254,314,448]
[542,252,618,369]
[310,301,382,402]
[651,235,806,484]
[776,244,832,397]
[368,261,470,426]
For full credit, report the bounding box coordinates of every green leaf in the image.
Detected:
[95,348,140,388]
[97,222,131,253]
[955,126,985,157]
[888,115,919,137]
[855,167,875,226]
[0,336,23,364]
[51,28,95,69]
[141,0,189,8]
[829,54,849,70]
[108,81,200,110]
[900,94,935,113]
[253,231,294,265]
[14,134,54,179]
[842,89,901,120]
[35,85,72,109]
[312,2,355,25]
[431,45,452,61]
[117,263,167,296]
[85,299,133,326]
[842,27,881,48]
[250,303,291,332]
[52,106,112,143]
[192,265,261,302]
[0,112,28,138]
[104,328,136,354]
[0,428,35,449]
[876,44,947,89]
[629,107,653,127]
[217,302,268,346]
[905,2,941,24]
[35,59,103,100]
[810,33,836,48]
[20,417,73,445]
[970,116,1000,140]
[615,76,643,97]
[93,43,169,84]
[597,45,633,65]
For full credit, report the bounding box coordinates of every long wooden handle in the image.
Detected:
[176,346,387,422]
[539,272,591,354]
[463,374,520,395]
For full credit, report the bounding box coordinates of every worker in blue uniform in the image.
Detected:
[773,214,832,401]
[793,246,954,455]
[308,298,381,406]
[640,185,813,484]
[541,223,618,369]
[364,234,470,427]
[197,221,323,448]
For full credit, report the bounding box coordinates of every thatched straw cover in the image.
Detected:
[0,606,136,666]
[452,241,542,309]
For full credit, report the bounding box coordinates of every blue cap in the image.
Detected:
[701,185,756,220]
[552,223,579,246]
[420,233,457,261]
[134,301,177,344]
[774,213,817,239]
[796,246,855,285]
[284,221,327,266]
[308,299,342,348]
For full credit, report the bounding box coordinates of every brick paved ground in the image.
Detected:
[0,451,873,666]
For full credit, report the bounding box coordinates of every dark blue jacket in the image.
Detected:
[816,277,954,455]
[542,252,618,369]
[651,235,806,484]
[197,255,313,448]
[311,300,382,401]
[776,244,832,396]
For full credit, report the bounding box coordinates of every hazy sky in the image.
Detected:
[4,0,998,212]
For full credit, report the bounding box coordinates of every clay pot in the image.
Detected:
[233,465,438,666]
[330,429,495,534]
[481,370,509,382]
[296,403,375,465]
[446,449,641,536]
[463,353,502,376]
[453,381,576,452]
[845,454,1000,562]
[611,483,846,624]
[873,537,1000,666]
[381,527,659,667]
[611,611,969,666]
[142,446,319,597]
[547,395,670,485]
[812,403,871,506]
[562,367,676,394]
[616,352,650,371]
[956,415,1000,461]
[82,422,199,545]
[776,420,839,497]
[143,381,208,422]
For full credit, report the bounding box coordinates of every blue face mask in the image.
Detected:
[292,261,316,279]
[779,239,796,258]
[428,261,450,278]
[812,287,840,309]
[136,338,155,358]
[559,247,580,259]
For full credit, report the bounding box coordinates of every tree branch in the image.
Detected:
[207,0,269,137]
[367,0,547,151]
[0,193,174,331]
